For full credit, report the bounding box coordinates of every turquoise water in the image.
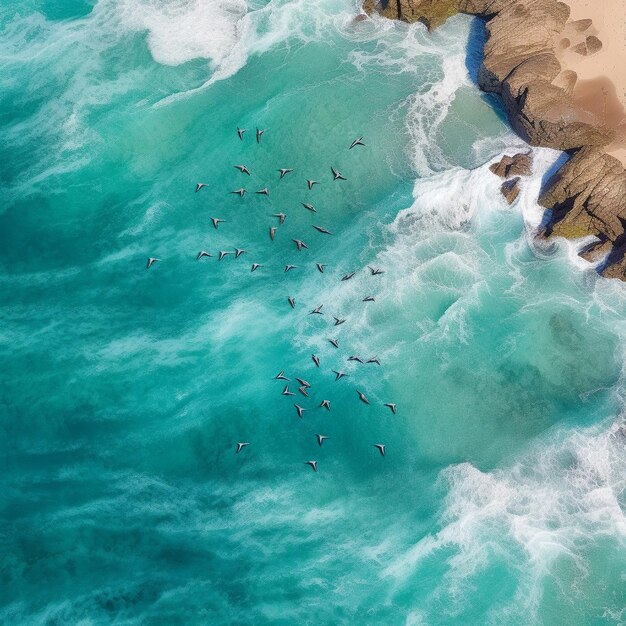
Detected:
[1,1,625,624]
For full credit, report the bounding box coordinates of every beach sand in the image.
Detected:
[558,0,626,164]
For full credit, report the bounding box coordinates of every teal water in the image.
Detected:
[1,1,625,624]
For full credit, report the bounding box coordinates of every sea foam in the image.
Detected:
[102,0,361,104]
[115,0,248,67]
[381,421,626,621]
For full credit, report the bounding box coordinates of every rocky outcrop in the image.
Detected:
[491,152,531,204]
[539,149,626,275]
[362,0,458,29]
[501,177,522,204]
[476,2,613,150]
[489,152,533,178]
[363,0,626,279]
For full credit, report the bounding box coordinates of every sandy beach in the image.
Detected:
[558,0,626,163]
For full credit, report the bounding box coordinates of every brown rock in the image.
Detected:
[365,0,612,148]
[490,156,511,177]
[362,0,377,14]
[489,152,533,177]
[601,241,626,280]
[513,83,613,149]
[571,41,588,55]
[539,148,626,277]
[362,0,397,19]
[362,0,458,27]
[579,238,612,262]
[476,4,613,150]
[478,2,569,94]
[402,0,459,28]
[458,0,509,14]
[504,53,563,96]
[586,35,602,54]
[507,153,533,176]
[501,177,521,204]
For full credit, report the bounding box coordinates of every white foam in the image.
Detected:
[383,421,626,621]
[289,162,504,363]
[506,146,617,280]
[347,11,464,76]
[94,0,361,104]
[398,161,504,230]
[471,133,527,164]
[115,0,248,67]
[292,131,626,379]
[405,51,471,175]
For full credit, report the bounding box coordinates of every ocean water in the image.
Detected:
[1,0,625,624]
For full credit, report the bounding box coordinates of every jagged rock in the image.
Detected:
[477,2,569,92]
[539,148,626,277]
[363,0,458,28]
[489,152,533,177]
[602,241,626,280]
[540,148,626,241]
[366,0,613,150]
[570,36,601,56]
[579,238,613,262]
[476,2,613,150]
[508,81,613,149]
[362,0,393,18]
[400,0,458,28]
[501,177,521,204]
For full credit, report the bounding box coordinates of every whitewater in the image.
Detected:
[1,0,624,624]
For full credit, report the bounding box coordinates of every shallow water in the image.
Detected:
[1,1,625,624]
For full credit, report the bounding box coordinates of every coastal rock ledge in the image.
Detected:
[363,0,626,279]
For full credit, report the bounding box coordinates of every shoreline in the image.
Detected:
[362,0,626,280]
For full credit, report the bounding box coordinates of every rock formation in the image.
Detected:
[363,0,626,280]
[489,152,533,178]
[501,177,522,204]
[490,152,531,203]
[539,148,626,277]
[362,0,458,29]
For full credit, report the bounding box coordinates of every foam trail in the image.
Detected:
[290,140,619,360]
[406,52,470,175]
[290,161,503,363]
[357,16,477,175]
